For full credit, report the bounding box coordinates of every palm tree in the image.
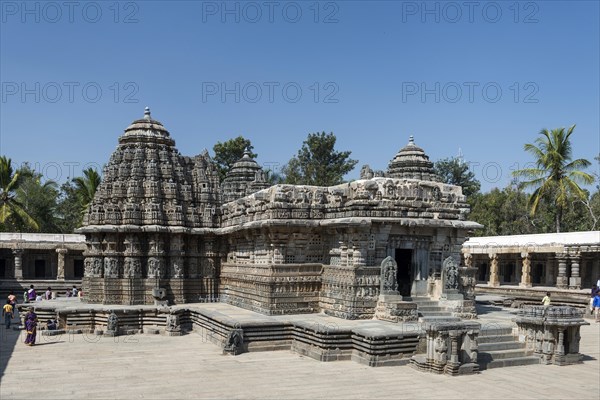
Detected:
[513,125,595,232]
[0,156,39,230]
[15,176,60,232]
[73,167,101,215]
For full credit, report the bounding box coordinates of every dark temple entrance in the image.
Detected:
[34,260,45,278]
[395,249,412,296]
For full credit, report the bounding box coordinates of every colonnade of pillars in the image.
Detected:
[10,248,68,280]
[472,252,586,290]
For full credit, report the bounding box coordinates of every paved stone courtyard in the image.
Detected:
[1,304,599,400]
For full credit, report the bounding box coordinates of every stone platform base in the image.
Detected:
[18,301,422,367]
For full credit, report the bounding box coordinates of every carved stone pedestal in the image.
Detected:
[152,287,168,307]
[410,321,480,376]
[165,313,182,336]
[514,306,589,366]
[374,295,418,323]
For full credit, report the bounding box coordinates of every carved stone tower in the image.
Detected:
[79,108,221,304]
[221,149,270,203]
[387,135,441,181]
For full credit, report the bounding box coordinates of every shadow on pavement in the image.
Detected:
[0,314,23,381]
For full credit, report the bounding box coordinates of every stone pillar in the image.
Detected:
[520,252,532,288]
[56,248,67,281]
[556,253,568,289]
[339,241,348,267]
[514,257,522,284]
[569,253,581,290]
[545,256,555,286]
[488,254,499,287]
[13,249,23,280]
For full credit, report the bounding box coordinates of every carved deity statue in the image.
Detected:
[443,256,459,290]
[380,256,399,294]
[107,311,118,332]
[166,314,180,332]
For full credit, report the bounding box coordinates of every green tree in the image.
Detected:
[512,125,595,232]
[213,136,257,181]
[468,187,535,236]
[14,168,60,233]
[434,156,481,198]
[282,132,358,186]
[73,168,101,216]
[264,168,285,185]
[55,181,84,232]
[0,157,39,231]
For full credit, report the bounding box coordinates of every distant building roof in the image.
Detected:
[0,233,86,244]
[463,231,600,254]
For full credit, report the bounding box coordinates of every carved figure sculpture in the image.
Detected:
[443,256,459,290]
[223,329,244,355]
[107,311,118,332]
[380,256,399,293]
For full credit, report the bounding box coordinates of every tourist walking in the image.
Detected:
[27,285,36,303]
[542,292,551,306]
[7,291,17,306]
[24,309,38,346]
[590,284,599,314]
[45,287,52,300]
[2,300,14,329]
[593,292,600,323]
[542,292,551,315]
[72,286,78,297]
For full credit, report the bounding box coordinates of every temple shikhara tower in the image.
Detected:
[78,108,482,318]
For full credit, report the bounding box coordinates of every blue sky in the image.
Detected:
[1,0,599,191]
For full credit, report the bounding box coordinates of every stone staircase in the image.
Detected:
[406,297,460,322]
[477,325,540,369]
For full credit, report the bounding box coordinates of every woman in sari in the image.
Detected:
[24,310,38,346]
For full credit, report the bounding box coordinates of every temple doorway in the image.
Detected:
[34,259,45,278]
[395,249,412,296]
[74,259,84,278]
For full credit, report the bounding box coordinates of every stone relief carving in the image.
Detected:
[107,311,118,332]
[380,256,399,294]
[443,256,459,290]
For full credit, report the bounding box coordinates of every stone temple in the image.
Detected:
[78,108,482,319]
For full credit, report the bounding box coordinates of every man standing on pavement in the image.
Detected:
[2,299,14,329]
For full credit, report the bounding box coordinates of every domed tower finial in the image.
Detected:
[242,146,252,159]
[144,107,151,120]
[408,135,415,145]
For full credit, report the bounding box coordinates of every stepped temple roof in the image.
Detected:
[387,135,440,182]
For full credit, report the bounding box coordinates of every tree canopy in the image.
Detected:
[433,156,481,198]
[0,157,39,231]
[512,125,594,232]
[73,167,101,215]
[282,132,358,186]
